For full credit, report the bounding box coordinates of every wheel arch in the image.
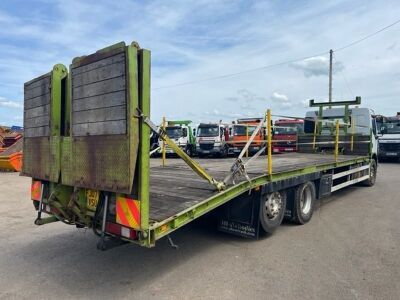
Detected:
[371,153,378,166]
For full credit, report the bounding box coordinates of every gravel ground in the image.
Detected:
[0,162,399,300]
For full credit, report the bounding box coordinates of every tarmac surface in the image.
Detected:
[0,162,399,299]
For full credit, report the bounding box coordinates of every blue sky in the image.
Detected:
[0,0,400,126]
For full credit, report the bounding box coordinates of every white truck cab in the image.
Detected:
[196,123,229,157]
[158,120,196,156]
[376,113,400,160]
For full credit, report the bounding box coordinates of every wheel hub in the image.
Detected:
[300,186,312,215]
[265,192,282,219]
[371,165,376,178]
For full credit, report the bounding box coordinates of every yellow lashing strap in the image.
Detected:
[137,109,226,191]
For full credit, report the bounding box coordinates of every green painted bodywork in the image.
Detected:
[309,97,361,108]
[127,43,141,194]
[138,49,151,230]
[310,97,362,135]
[167,120,192,126]
[50,64,67,136]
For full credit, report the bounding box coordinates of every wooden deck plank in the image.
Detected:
[148,153,364,223]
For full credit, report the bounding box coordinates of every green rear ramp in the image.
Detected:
[22,65,67,181]
[62,42,140,194]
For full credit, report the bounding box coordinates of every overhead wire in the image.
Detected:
[333,18,400,52]
[152,50,329,91]
[152,18,400,91]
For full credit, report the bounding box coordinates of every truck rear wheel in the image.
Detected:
[185,146,193,157]
[221,145,228,158]
[260,191,286,233]
[292,181,316,225]
[361,160,377,187]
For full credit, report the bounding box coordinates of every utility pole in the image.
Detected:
[328,49,333,105]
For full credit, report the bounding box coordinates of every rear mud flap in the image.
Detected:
[217,190,261,239]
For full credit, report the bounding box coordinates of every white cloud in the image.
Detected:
[0,97,23,109]
[271,92,289,103]
[224,89,265,106]
[290,56,344,77]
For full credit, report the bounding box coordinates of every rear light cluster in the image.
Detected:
[39,203,52,214]
[105,222,137,240]
[31,180,42,201]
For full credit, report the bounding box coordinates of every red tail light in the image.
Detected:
[105,222,137,240]
[31,180,42,201]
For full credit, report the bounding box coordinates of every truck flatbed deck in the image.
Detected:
[149,153,367,223]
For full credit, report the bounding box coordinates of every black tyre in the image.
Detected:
[259,191,286,233]
[362,160,377,187]
[292,181,316,225]
[221,145,228,158]
[185,146,193,157]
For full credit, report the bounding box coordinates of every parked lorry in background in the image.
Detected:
[229,118,265,155]
[158,120,196,157]
[21,42,378,250]
[272,119,304,153]
[196,123,229,157]
[376,113,400,160]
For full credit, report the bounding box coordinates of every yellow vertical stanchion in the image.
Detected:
[265,120,268,151]
[246,125,249,158]
[350,118,355,152]
[335,120,339,162]
[312,119,318,150]
[162,116,166,167]
[267,109,272,176]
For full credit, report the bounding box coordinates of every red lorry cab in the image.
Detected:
[273,119,304,153]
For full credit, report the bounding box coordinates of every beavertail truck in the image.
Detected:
[22,42,378,249]
[158,120,196,157]
[196,123,229,157]
[230,118,265,155]
[273,119,304,153]
[377,113,400,160]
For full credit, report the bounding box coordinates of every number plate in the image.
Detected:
[86,189,99,210]
[386,152,397,156]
